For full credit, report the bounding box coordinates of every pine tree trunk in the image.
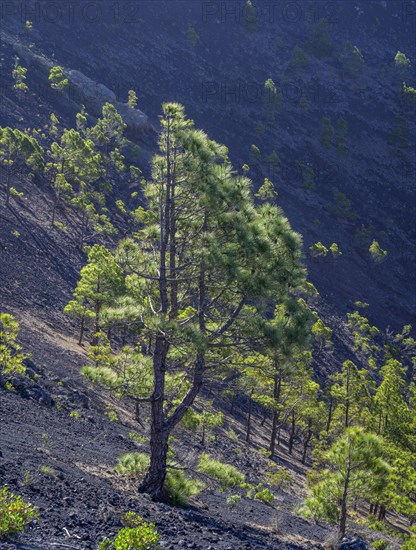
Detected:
[139,422,169,500]
[246,390,253,443]
[5,164,11,207]
[269,375,281,456]
[288,411,295,455]
[339,466,351,539]
[326,397,333,433]
[301,428,312,464]
[78,316,85,346]
[139,333,168,500]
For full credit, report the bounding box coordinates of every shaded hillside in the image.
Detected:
[1,0,414,331]
[0,2,415,549]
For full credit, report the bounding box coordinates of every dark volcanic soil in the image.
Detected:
[0,328,329,550]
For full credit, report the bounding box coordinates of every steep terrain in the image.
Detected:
[0,1,415,548]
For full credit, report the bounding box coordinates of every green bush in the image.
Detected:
[369,240,388,263]
[265,468,292,491]
[165,469,204,506]
[309,242,328,257]
[197,454,245,489]
[226,494,241,509]
[253,488,275,506]
[403,535,416,550]
[0,486,39,540]
[100,512,160,550]
[115,453,150,477]
[49,66,69,91]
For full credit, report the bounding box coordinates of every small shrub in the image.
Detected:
[226,494,241,509]
[165,469,204,506]
[9,188,24,199]
[265,468,292,491]
[309,242,328,257]
[105,406,118,422]
[49,66,69,91]
[0,486,39,539]
[197,454,245,489]
[403,534,416,550]
[371,540,389,550]
[23,469,32,487]
[69,410,79,419]
[115,453,149,477]
[369,240,387,263]
[128,432,147,444]
[329,243,342,257]
[226,428,240,442]
[395,51,411,68]
[100,512,160,549]
[40,464,56,477]
[254,488,275,506]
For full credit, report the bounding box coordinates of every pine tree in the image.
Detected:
[127,90,138,108]
[329,360,371,431]
[81,103,306,500]
[301,427,390,539]
[0,127,43,206]
[65,245,124,344]
[0,313,30,375]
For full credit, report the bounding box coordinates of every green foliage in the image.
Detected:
[40,464,56,477]
[12,58,28,92]
[0,126,43,205]
[0,314,29,376]
[309,242,328,257]
[312,318,333,354]
[165,469,204,506]
[253,488,274,506]
[265,468,292,491]
[0,487,39,539]
[77,101,307,500]
[197,454,245,489]
[395,51,411,68]
[64,244,124,343]
[255,178,277,201]
[329,243,342,257]
[369,240,387,263]
[329,192,357,221]
[25,20,33,33]
[301,428,389,536]
[115,453,150,477]
[49,66,69,91]
[182,408,223,445]
[101,512,160,550]
[263,79,281,114]
[127,90,138,108]
[402,82,416,110]
[226,494,241,509]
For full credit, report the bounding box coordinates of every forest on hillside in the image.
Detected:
[0,1,415,549]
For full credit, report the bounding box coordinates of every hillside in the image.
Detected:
[0,1,415,549]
